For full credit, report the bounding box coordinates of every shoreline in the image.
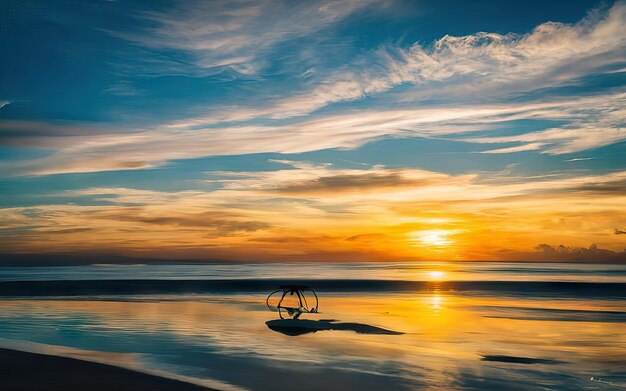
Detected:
[0,347,215,391]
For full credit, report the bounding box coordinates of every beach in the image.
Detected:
[0,347,210,391]
[0,262,625,390]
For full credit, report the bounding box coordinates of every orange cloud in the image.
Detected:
[1,162,625,262]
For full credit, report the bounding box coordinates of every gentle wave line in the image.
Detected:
[0,279,625,298]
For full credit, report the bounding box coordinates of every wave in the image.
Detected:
[91,264,147,267]
[473,306,626,322]
[1,279,625,298]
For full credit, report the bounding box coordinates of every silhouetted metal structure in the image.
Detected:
[266,285,318,319]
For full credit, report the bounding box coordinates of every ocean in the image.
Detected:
[0,262,625,390]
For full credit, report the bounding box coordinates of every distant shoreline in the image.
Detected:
[0,347,214,391]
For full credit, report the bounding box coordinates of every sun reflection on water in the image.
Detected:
[430,294,443,310]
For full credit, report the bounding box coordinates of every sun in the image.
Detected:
[409,229,460,247]
[429,271,445,280]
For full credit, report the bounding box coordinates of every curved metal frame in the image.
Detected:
[266,286,319,319]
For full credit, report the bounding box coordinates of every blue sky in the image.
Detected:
[1,0,625,261]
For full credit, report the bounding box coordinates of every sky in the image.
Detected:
[1,0,625,263]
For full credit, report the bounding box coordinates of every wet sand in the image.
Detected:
[0,348,213,391]
[266,318,404,336]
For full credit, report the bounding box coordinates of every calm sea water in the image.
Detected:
[2,261,626,282]
[0,262,625,390]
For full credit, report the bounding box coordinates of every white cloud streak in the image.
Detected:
[3,92,625,175]
[169,2,626,126]
[121,0,377,75]
[467,93,626,154]
[3,2,626,176]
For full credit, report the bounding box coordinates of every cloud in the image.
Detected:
[102,81,143,97]
[386,1,626,99]
[43,188,272,236]
[466,94,626,154]
[59,187,203,205]
[3,3,626,176]
[135,1,626,161]
[118,0,377,75]
[0,209,35,229]
[615,229,626,234]
[64,163,626,203]
[209,160,470,198]
[0,120,136,148]
[565,157,594,162]
[2,162,626,260]
[95,208,270,235]
[273,172,435,194]
[6,91,625,176]
[168,2,626,125]
[345,233,385,242]
[248,236,325,244]
[531,243,626,262]
[480,142,546,154]
[33,227,94,234]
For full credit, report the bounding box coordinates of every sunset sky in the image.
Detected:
[1,0,625,262]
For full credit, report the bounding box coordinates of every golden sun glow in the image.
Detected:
[429,271,445,280]
[409,229,460,247]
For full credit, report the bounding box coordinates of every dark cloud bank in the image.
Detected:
[523,243,626,262]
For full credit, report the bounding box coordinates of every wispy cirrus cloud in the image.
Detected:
[467,93,626,154]
[385,1,626,100]
[168,1,626,126]
[118,0,377,76]
[2,2,625,177]
[51,162,626,209]
[472,124,626,155]
[4,92,624,176]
